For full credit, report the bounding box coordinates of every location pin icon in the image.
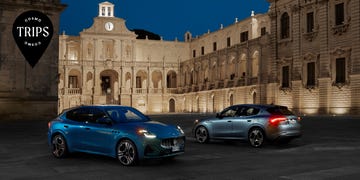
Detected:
[12,10,53,68]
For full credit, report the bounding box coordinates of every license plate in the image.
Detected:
[172,146,180,152]
[289,119,296,124]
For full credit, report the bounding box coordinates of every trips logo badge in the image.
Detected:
[12,10,53,68]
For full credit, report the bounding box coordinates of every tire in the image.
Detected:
[195,126,209,143]
[248,127,265,148]
[116,139,138,166]
[51,134,68,158]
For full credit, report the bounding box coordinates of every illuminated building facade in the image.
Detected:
[59,0,360,115]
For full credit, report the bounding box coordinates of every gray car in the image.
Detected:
[192,104,302,147]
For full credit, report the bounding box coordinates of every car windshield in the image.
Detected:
[104,107,149,123]
[267,106,294,115]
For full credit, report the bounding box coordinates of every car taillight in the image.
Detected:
[48,122,51,129]
[269,115,287,126]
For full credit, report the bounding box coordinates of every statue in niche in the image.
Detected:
[126,45,131,58]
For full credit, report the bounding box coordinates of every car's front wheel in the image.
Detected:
[195,126,209,143]
[117,139,138,166]
[51,134,68,158]
[248,127,264,148]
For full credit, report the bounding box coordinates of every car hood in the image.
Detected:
[115,121,183,139]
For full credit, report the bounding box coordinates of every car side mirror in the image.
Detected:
[98,117,112,125]
[216,113,223,119]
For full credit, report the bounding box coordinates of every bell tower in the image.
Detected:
[98,1,114,17]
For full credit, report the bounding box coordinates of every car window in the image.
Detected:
[220,106,238,117]
[66,107,90,122]
[267,106,294,115]
[104,107,148,123]
[124,109,144,121]
[235,106,247,116]
[244,107,260,116]
[89,107,107,124]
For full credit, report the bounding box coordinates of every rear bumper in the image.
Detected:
[277,131,302,139]
[266,125,302,141]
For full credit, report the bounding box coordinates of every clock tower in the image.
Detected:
[99,1,114,17]
[80,1,136,35]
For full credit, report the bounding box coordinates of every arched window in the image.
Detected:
[281,12,290,39]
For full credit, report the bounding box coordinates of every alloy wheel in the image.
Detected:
[52,134,67,158]
[195,126,209,143]
[117,140,137,166]
[248,128,264,148]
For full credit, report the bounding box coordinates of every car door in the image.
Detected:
[81,107,115,154]
[211,106,237,138]
[232,106,260,138]
[63,107,91,151]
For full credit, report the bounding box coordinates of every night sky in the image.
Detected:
[60,0,270,41]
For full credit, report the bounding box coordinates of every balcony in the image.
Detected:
[135,88,147,94]
[166,88,178,94]
[207,83,215,90]
[249,77,258,85]
[192,85,199,92]
[217,80,224,89]
[226,80,234,88]
[149,88,163,94]
[59,88,81,95]
[236,78,245,86]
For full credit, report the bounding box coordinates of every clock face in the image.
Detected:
[105,22,114,31]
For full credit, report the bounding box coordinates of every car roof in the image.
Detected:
[230,104,288,109]
[60,104,132,113]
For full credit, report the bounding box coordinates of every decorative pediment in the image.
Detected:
[303,52,319,62]
[330,47,352,56]
[303,31,318,42]
[277,57,292,65]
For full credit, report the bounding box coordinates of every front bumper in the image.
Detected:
[143,136,185,159]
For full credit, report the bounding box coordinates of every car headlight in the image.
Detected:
[177,125,185,134]
[138,129,157,139]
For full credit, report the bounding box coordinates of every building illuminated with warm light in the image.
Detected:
[59,0,360,115]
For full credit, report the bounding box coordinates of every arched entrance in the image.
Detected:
[100,70,118,104]
[169,99,175,112]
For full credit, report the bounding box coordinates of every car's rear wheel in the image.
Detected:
[51,134,68,158]
[195,126,209,143]
[248,127,264,148]
[117,139,138,166]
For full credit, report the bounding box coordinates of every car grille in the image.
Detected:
[161,137,185,148]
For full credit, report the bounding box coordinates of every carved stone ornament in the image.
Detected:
[303,31,318,42]
[279,87,292,94]
[332,23,350,35]
[332,16,351,35]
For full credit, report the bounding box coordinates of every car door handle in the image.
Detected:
[64,125,68,128]
[247,120,251,122]
[227,120,232,122]
[85,127,90,130]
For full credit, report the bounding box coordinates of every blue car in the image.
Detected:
[48,105,185,166]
